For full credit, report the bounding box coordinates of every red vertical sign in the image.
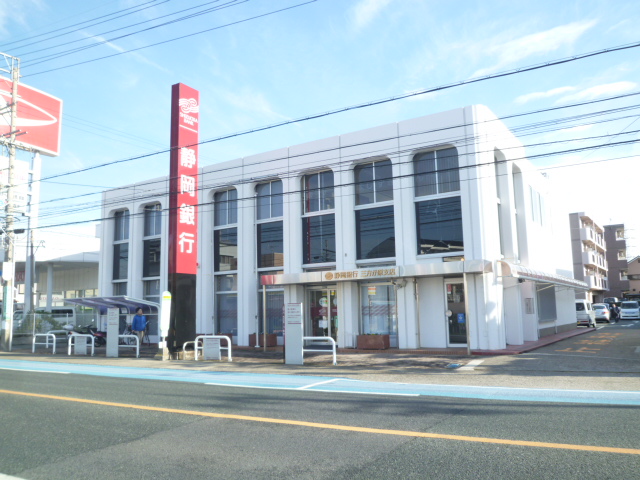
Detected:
[169,83,199,275]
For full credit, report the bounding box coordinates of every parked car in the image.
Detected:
[619,301,640,320]
[592,303,610,323]
[603,297,620,307]
[575,300,596,327]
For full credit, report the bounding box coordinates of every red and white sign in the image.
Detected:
[168,83,199,276]
[0,77,63,157]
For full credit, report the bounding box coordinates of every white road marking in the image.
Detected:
[0,367,69,374]
[458,359,485,371]
[297,378,340,390]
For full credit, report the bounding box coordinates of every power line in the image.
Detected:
[19,0,248,66]
[0,0,168,50]
[32,125,640,222]
[26,149,640,233]
[20,94,640,224]
[22,1,318,77]
[30,89,640,188]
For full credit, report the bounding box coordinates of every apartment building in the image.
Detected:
[569,212,608,302]
[603,224,629,299]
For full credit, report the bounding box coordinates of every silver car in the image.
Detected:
[619,301,640,320]
[592,303,610,323]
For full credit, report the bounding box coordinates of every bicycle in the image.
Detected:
[120,324,137,345]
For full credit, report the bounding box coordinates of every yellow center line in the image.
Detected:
[2,388,638,455]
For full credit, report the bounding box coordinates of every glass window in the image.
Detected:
[356,206,395,259]
[216,274,238,291]
[256,180,283,220]
[257,221,284,268]
[144,279,160,302]
[415,197,463,255]
[355,160,393,205]
[113,243,128,280]
[114,210,129,241]
[144,204,162,236]
[216,293,237,335]
[214,189,238,226]
[303,214,336,264]
[258,290,284,336]
[214,228,238,272]
[113,282,127,296]
[360,284,397,346]
[303,171,334,213]
[215,274,237,335]
[414,147,460,196]
[143,238,161,277]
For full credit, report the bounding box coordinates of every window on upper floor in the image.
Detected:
[303,170,334,213]
[143,204,162,278]
[144,204,162,237]
[256,180,283,220]
[303,214,336,264]
[355,159,393,205]
[215,189,238,226]
[214,228,238,272]
[356,206,395,259]
[257,221,284,268]
[414,147,459,197]
[415,197,464,255]
[113,210,129,283]
[114,210,129,241]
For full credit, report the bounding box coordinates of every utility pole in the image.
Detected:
[0,54,19,351]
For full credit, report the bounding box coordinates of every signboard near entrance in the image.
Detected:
[284,303,303,365]
[106,307,119,358]
[203,337,221,361]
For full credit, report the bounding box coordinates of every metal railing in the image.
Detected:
[184,335,232,361]
[303,336,337,365]
[67,333,95,356]
[32,333,57,354]
[118,335,140,358]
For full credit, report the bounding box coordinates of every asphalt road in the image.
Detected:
[1,322,639,480]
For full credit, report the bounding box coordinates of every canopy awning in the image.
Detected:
[64,296,159,315]
[498,261,588,290]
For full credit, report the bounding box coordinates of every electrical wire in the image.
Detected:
[22,1,318,77]
[0,0,168,50]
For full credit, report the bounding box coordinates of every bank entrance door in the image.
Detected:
[307,287,338,341]
[445,279,467,345]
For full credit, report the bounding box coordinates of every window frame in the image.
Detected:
[214,189,238,227]
[413,147,460,197]
[354,159,394,206]
[256,180,283,220]
[303,170,334,213]
[414,196,464,257]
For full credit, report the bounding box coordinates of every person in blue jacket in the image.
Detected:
[131,307,147,346]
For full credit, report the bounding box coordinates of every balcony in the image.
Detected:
[579,228,596,245]
[585,274,608,291]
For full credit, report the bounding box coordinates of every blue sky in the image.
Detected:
[1,0,639,258]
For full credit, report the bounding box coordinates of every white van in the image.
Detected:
[575,300,596,328]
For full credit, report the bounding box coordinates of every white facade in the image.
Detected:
[99,105,584,350]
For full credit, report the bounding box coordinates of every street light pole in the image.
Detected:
[1,55,18,351]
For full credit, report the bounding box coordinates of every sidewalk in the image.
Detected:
[2,327,593,374]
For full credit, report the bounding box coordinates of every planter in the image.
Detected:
[249,333,277,347]
[356,334,390,350]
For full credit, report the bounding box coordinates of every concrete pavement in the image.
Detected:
[0,327,600,388]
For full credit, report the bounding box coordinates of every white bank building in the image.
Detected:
[99,105,586,351]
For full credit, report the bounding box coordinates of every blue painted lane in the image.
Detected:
[1,359,639,406]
